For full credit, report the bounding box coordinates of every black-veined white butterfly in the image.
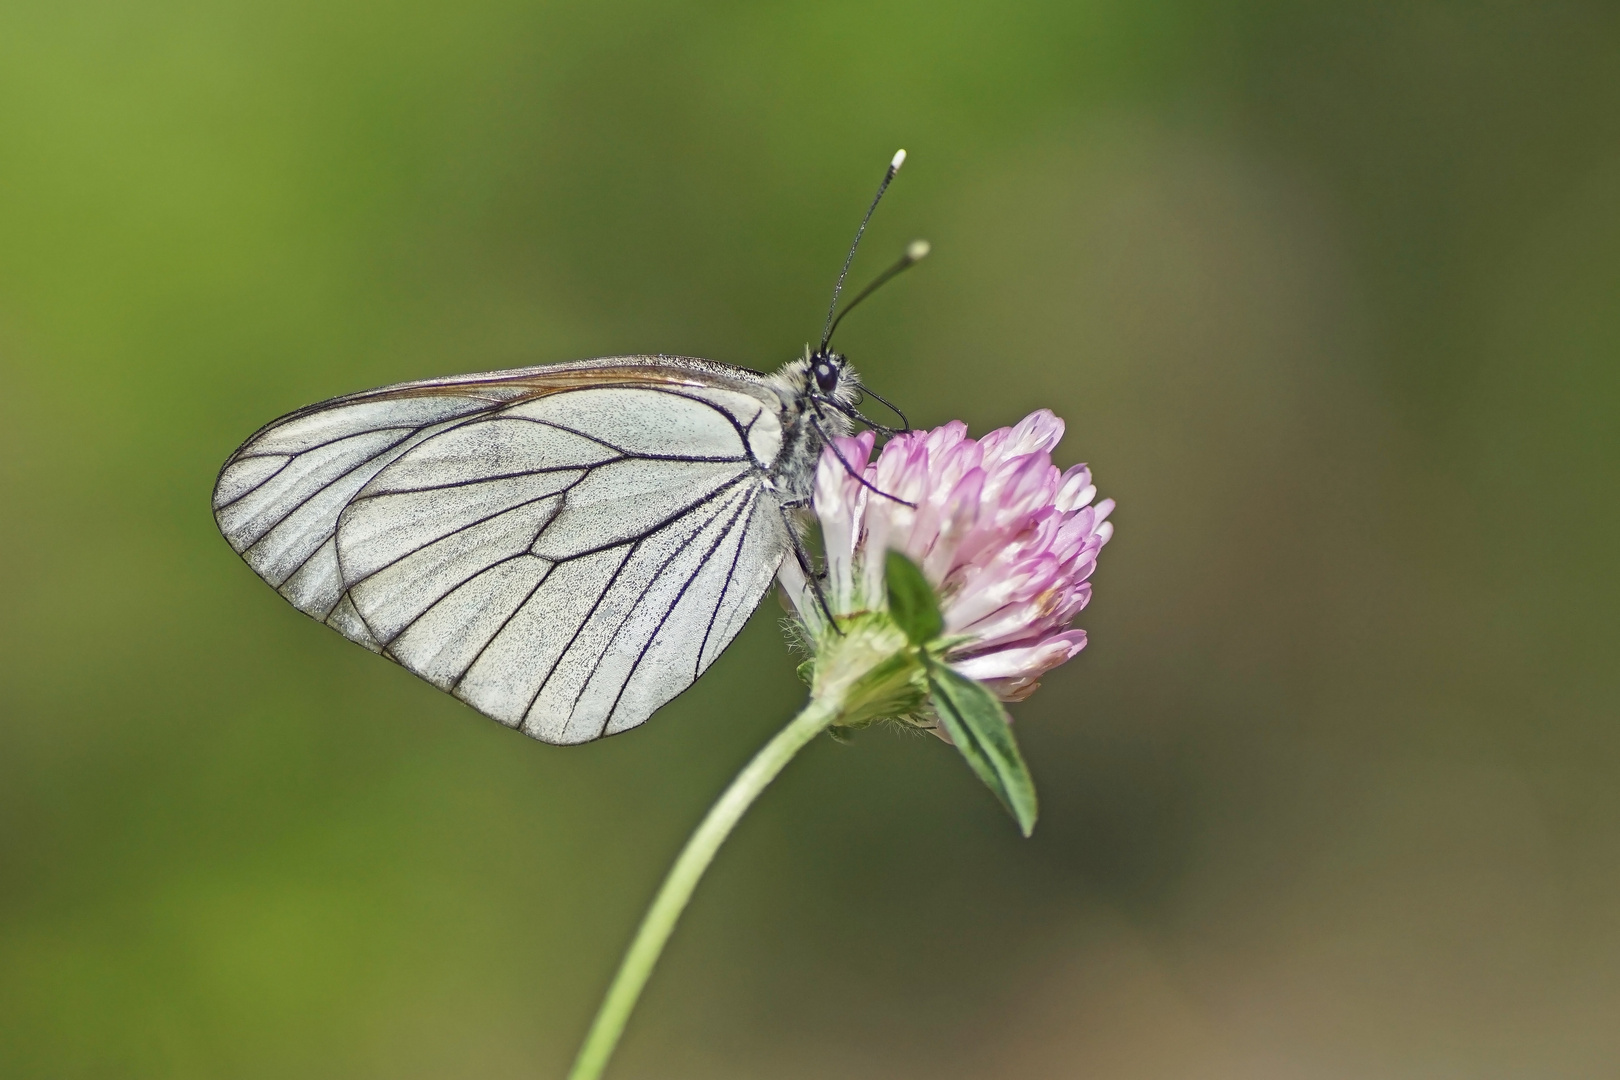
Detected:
[213,151,924,745]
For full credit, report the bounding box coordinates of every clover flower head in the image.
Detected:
[784,409,1114,704]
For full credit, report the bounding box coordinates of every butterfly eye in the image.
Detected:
[813,359,840,394]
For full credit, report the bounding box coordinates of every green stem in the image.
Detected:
[565,695,841,1080]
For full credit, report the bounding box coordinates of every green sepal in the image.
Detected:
[885,551,943,645]
[926,661,1039,836]
[809,612,929,729]
[839,646,929,728]
[795,658,816,686]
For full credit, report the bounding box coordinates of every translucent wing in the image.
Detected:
[213,358,791,744]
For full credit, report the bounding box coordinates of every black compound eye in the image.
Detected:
[813,359,839,393]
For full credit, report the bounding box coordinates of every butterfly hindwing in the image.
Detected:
[213,360,792,743]
[215,396,506,642]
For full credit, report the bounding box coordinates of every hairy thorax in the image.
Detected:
[764,351,860,502]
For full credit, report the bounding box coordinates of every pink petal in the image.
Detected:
[949,629,1088,683]
[1056,464,1095,511]
[808,408,1112,709]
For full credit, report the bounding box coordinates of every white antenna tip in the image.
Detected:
[906,239,931,261]
[890,148,907,171]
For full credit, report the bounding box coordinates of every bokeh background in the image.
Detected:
[4,2,1619,1077]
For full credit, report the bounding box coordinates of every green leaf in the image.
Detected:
[885,551,943,645]
[927,661,1039,836]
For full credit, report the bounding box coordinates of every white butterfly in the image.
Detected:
[213,152,923,745]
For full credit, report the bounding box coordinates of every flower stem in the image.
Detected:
[565,695,841,1080]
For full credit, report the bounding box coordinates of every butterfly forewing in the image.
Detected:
[213,357,793,744]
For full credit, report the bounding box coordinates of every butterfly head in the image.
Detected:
[776,347,860,423]
[809,348,858,403]
[784,346,907,437]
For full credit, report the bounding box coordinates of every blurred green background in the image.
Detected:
[3,1,1619,1077]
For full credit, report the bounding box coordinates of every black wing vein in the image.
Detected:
[598,487,758,737]
[340,476,585,594]
[528,474,753,724]
[567,484,752,725]
[695,496,758,681]
[377,551,539,651]
[235,431,424,552]
[445,559,570,697]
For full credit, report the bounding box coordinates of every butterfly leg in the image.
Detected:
[777,498,841,633]
[807,411,916,507]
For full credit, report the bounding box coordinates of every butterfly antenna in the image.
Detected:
[856,384,911,431]
[823,239,930,348]
[819,149,907,352]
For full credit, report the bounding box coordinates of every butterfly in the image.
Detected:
[213,151,924,745]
